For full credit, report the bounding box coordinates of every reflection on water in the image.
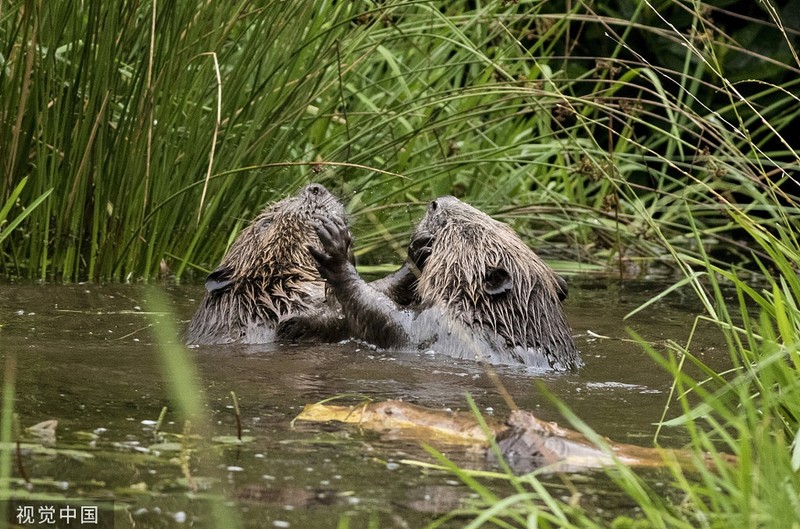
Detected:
[0,280,729,527]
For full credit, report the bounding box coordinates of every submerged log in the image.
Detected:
[296,399,496,446]
[295,400,736,473]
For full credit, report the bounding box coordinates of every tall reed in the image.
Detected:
[1,0,797,280]
[2,1,370,280]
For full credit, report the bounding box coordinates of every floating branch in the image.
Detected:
[296,400,737,473]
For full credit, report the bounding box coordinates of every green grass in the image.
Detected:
[1,0,797,280]
[1,355,16,505]
[144,287,242,529]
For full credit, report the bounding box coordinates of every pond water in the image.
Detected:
[0,279,731,528]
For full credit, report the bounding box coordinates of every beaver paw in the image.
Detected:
[308,216,352,280]
[276,317,305,341]
[277,315,320,341]
[278,313,348,342]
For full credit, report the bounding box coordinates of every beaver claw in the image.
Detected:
[407,231,433,271]
[308,216,352,280]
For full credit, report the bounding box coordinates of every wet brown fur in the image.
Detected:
[412,197,580,369]
[185,184,344,345]
[304,196,580,370]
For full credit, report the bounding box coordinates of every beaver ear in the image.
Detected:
[484,267,512,296]
[206,266,234,293]
[555,274,568,301]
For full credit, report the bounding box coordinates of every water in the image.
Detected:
[0,280,730,528]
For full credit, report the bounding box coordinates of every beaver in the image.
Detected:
[186,183,418,345]
[185,184,343,344]
[305,196,581,370]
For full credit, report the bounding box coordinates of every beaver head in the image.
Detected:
[208,184,343,286]
[411,196,579,369]
[199,184,346,330]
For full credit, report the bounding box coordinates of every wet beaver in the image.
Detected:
[306,196,581,370]
[186,183,417,345]
[186,184,347,345]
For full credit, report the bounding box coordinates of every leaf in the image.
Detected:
[148,442,183,452]
[0,179,53,245]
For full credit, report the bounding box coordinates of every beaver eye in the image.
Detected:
[255,218,271,234]
[308,184,322,196]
